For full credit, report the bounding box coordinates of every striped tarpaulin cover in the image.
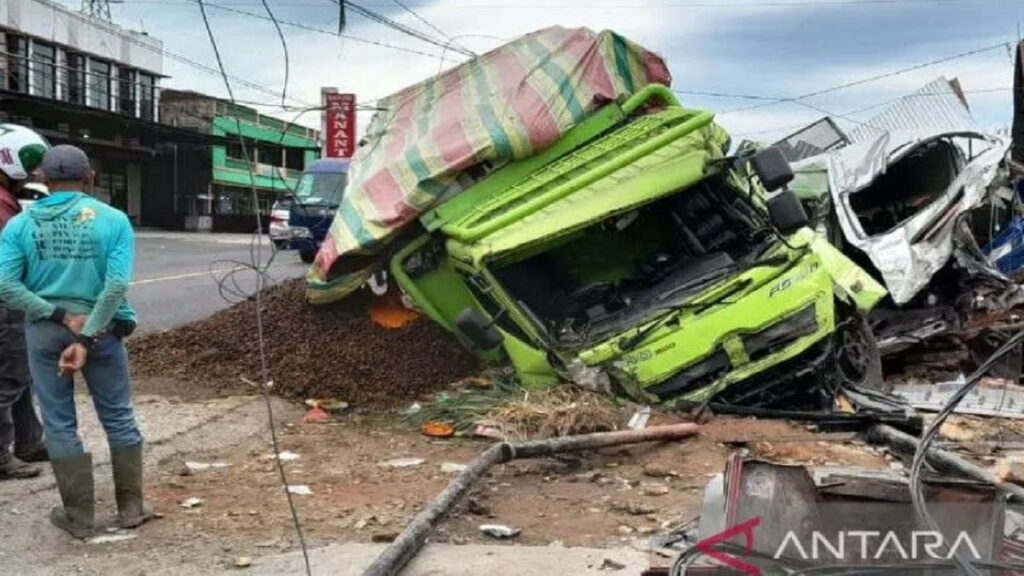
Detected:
[307,26,671,301]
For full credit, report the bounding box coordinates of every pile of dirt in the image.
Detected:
[128,279,480,407]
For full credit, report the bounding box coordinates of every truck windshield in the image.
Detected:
[492,175,774,346]
[294,172,347,206]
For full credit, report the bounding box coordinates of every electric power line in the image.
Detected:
[258,0,290,108]
[729,86,1014,138]
[193,1,314,575]
[390,0,474,55]
[327,0,476,57]
[120,0,1015,6]
[194,0,457,60]
[45,0,317,107]
[719,39,1013,115]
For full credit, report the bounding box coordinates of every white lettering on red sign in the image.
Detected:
[324,93,356,159]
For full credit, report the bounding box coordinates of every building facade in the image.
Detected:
[0,0,227,228]
[160,90,320,231]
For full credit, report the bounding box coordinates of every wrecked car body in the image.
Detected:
[392,86,887,409]
[825,130,1008,306]
[779,79,1020,359]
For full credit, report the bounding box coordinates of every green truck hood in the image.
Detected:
[444,108,730,263]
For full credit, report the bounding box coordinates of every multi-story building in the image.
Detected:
[0,0,224,226]
[159,89,320,231]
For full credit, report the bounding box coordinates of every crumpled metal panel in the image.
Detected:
[826,129,1009,304]
[893,380,1024,419]
[847,77,976,143]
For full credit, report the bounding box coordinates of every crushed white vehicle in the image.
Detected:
[776,78,1021,356]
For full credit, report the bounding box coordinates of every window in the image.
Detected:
[285,148,305,171]
[294,171,347,207]
[87,59,110,110]
[138,73,155,121]
[225,141,247,162]
[212,185,273,216]
[256,145,283,166]
[31,42,55,99]
[65,54,85,105]
[7,37,28,93]
[118,67,135,115]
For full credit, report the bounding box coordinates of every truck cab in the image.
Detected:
[390,86,885,408]
[289,158,349,263]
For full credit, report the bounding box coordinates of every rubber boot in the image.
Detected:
[110,444,154,529]
[49,453,95,539]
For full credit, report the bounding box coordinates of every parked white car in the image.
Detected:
[269,197,294,249]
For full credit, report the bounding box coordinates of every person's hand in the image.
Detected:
[58,343,88,377]
[62,314,87,336]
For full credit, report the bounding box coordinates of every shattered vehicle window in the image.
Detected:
[492,175,773,345]
[849,139,965,236]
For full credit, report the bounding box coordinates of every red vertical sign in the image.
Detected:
[324,93,356,159]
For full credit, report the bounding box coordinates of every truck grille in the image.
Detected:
[648,349,731,401]
[744,305,818,362]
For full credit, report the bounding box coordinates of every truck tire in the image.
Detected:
[300,250,316,264]
[835,312,886,392]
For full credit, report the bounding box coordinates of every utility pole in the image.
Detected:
[81,0,113,21]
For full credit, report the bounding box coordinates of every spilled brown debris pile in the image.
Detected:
[128,279,479,407]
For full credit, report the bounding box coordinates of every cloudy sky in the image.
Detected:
[89,0,1024,140]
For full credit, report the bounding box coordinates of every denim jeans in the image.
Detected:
[0,304,43,463]
[23,320,142,460]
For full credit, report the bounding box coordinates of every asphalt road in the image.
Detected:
[131,231,309,333]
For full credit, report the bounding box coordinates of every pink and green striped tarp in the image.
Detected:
[307,26,671,302]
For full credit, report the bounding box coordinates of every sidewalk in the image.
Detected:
[135,228,269,245]
[241,542,648,575]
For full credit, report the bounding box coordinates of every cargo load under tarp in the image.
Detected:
[306,26,671,303]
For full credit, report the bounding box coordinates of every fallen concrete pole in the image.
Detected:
[361,423,700,576]
[867,423,1024,500]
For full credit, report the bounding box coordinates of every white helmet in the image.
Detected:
[0,124,49,180]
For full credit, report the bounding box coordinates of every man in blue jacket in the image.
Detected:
[0,145,151,538]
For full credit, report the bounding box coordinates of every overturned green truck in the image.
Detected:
[389,86,886,407]
[307,27,887,409]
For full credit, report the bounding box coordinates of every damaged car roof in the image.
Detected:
[786,77,1010,304]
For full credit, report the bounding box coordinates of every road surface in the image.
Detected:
[132,231,309,333]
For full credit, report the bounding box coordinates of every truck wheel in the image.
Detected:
[300,250,316,264]
[835,313,886,392]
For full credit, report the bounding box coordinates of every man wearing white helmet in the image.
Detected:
[0,124,50,481]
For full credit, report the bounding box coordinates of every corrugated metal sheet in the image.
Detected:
[847,76,975,143]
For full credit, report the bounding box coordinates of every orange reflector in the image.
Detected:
[369,288,420,329]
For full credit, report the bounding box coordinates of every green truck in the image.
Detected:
[389,85,887,408]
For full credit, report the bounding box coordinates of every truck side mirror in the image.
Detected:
[767,190,810,235]
[455,308,504,351]
[751,148,795,192]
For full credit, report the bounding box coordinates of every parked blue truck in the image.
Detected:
[288,158,349,263]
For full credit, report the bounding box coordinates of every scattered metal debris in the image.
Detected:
[479,524,521,539]
[87,533,138,545]
[261,451,300,462]
[183,461,230,475]
[439,462,468,474]
[377,458,425,469]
